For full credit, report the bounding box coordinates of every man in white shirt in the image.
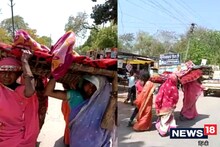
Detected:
[124,71,136,105]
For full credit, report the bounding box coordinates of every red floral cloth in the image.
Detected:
[150,72,172,84]
[1,30,117,80]
[179,69,202,85]
[72,56,117,70]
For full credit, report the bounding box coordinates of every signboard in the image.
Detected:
[159,53,180,66]
[118,60,123,68]
[126,64,133,72]
[201,59,207,65]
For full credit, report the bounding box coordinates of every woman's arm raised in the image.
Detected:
[44,78,67,100]
[21,50,35,98]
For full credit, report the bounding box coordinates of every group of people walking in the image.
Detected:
[0,41,203,146]
[125,63,204,137]
[0,51,116,147]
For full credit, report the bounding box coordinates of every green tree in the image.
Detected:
[173,35,188,62]
[149,39,166,57]
[95,24,117,48]
[37,36,52,48]
[187,27,220,65]
[154,30,178,53]
[133,31,155,56]
[65,12,90,39]
[173,27,220,66]
[91,0,117,25]
[82,29,99,48]
[118,33,135,52]
[0,15,29,37]
[0,16,52,47]
[0,27,12,43]
[78,24,117,54]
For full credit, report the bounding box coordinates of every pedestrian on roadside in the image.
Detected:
[155,73,179,137]
[124,71,136,105]
[132,73,156,131]
[0,51,40,146]
[127,73,149,127]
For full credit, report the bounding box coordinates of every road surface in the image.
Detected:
[118,89,220,147]
[37,83,66,147]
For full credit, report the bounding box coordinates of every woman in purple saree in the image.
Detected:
[69,75,115,147]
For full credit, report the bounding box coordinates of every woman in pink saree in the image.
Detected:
[176,60,203,120]
[180,79,203,120]
[0,52,39,147]
[155,74,179,136]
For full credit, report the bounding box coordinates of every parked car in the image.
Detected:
[202,71,220,96]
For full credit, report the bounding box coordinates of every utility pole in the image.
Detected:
[9,0,15,38]
[184,23,196,62]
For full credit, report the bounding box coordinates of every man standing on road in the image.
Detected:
[124,71,136,105]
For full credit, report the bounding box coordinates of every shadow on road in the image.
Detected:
[174,111,210,128]
[119,141,145,147]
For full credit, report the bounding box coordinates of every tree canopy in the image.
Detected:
[65,12,90,39]
[91,0,117,25]
[0,15,51,47]
[119,27,220,66]
[0,15,28,37]
[76,24,117,54]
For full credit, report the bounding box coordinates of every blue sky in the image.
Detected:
[0,0,105,45]
[118,0,220,36]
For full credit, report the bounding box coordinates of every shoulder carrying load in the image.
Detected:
[0,29,117,130]
[176,60,203,84]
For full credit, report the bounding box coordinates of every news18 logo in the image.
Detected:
[170,124,217,139]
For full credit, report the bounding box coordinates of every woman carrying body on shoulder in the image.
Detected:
[155,73,179,136]
[44,75,115,147]
[0,50,40,146]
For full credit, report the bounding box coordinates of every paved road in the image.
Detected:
[118,90,220,147]
[37,83,66,147]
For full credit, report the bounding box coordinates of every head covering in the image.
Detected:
[0,57,22,71]
[82,75,99,89]
[69,75,112,147]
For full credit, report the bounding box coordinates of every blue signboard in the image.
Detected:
[159,53,180,66]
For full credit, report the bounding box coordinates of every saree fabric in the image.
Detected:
[181,80,203,119]
[155,75,179,115]
[133,81,155,131]
[155,74,179,136]
[135,80,144,95]
[0,84,39,147]
[69,76,114,147]
[61,101,71,145]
